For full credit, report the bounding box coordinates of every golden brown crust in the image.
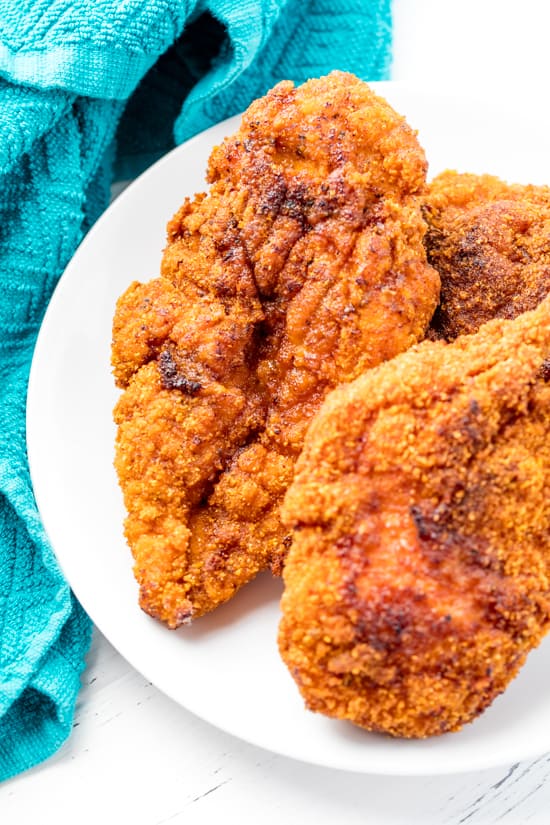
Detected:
[112,72,440,627]
[424,171,550,340]
[279,295,550,738]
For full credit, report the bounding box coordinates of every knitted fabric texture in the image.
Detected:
[0,0,392,782]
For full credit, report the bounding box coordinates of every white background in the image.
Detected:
[4,1,550,822]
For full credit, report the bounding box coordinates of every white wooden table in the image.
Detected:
[4,2,550,822]
[4,627,550,825]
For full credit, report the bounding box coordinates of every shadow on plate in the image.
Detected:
[178,571,284,640]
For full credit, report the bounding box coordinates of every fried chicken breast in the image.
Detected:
[424,171,550,340]
[112,72,440,627]
[279,295,550,738]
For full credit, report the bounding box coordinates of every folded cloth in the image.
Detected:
[0,0,392,781]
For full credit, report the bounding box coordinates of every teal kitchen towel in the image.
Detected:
[0,0,392,781]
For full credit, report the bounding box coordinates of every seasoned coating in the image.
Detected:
[423,171,550,340]
[279,295,550,738]
[112,72,440,627]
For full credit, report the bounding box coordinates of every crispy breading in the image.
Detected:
[424,171,550,340]
[112,72,439,627]
[279,295,550,738]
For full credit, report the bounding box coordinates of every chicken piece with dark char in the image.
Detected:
[279,294,550,737]
[424,170,550,340]
[112,72,440,628]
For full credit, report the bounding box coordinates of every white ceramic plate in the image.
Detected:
[27,83,550,776]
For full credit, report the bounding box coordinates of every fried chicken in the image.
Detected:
[424,171,550,340]
[112,72,440,628]
[279,294,550,738]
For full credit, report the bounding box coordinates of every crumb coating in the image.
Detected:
[112,72,439,627]
[424,170,550,340]
[280,296,550,737]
